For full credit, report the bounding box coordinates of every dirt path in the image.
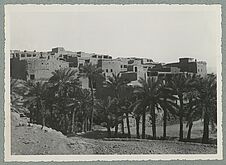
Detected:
[67,136,217,154]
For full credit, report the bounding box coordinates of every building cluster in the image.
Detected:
[10,47,207,88]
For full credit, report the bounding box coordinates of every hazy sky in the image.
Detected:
[6,5,221,73]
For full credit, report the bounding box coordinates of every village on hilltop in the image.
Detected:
[10,47,207,88]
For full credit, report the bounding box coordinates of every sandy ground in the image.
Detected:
[11,112,217,155]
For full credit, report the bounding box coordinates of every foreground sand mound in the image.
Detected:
[10,112,217,155]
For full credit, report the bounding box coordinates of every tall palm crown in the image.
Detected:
[49,68,79,97]
[26,81,51,107]
[134,77,162,106]
[169,73,191,96]
[79,63,103,83]
[95,96,118,137]
[95,96,118,120]
[196,74,217,106]
[105,73,130,98]
[157,77,179,115]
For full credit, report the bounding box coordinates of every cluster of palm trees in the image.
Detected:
[11,63,217,144]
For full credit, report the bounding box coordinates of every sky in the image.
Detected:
[6,5,221,73]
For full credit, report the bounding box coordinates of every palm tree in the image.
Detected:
[95,96,118,137]
[105,73,129,97]
[158,77,179,139]
[169,73,191,141]
[133,77,163,140]
[49,68,79,97]
[104,73,130,136]
[79,63,103,130]
[77,89,92,132]
[184,87,200,140]
[49,68,80,133]
[26,81,51,129]
[195,74,217,143]
[118,98,132,137]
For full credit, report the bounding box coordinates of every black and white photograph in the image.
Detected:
[4,4,222,161]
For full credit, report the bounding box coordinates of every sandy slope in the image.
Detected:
[11,112,217,155]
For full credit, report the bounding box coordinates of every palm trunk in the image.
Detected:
[187,122,193,140]
[83,117,87,132]
[107,125,111,137]
[107,120,111,137]
[41,116,45,129]
[115,123,118,137]
[65,114,69,134]
[151,104,156,140]
[126,113,131,138]
[135,116,140,139]
[81,120,84,132]
[40,100,45,129]
[90,78,94,131]
[163,108,167,139]
[50,106,53,127]
[89,118,92,131]
[179,96,184,141]
[142,110,146,139]
[71,109,76,133]
[202,107,210,143]
[121,119,124,135]
[86,117,89,131]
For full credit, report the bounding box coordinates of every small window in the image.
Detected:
[16,53,19,57]
[124,65,127,68]
[135,67,138,72]
[27,54,32,57]
[42,63,44,65]
[33,54,36,57]
[111,69,113,72]
[98,56,102,58]
[121,65,123,68]
[106,69,108,73]
[85,59,90,63]
[21,54,25,57]
[30,74,35,80]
